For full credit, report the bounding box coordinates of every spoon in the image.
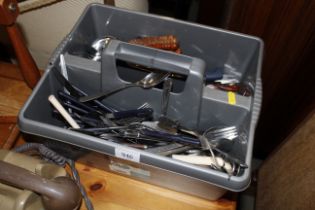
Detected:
[80,72,171,102]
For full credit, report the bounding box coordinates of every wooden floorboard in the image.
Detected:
[0,62,31,123]
[0,61,24,81]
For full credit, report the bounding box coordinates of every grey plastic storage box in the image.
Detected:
[18,4,263,200]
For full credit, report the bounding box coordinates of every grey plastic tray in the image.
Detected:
[18,3,263,200]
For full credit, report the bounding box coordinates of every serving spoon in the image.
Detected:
[80,71,171,102]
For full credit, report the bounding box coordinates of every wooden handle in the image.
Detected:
[172,155,233,174]
[48,95,80,129]
[128,35,180,51]
[6,23,41,89]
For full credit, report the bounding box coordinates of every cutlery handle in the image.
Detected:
[128,35,179,51]
[52,67,117,112]
[205,67,223,84]
[80,83,136,102]
[48,95,80,129]
[58,91,98,113]
[171,155,234,175]
[106,108,153,120]
[141,129,200,145]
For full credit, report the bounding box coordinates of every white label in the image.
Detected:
[109,162,151,179]
[109,163,131,175]
[115,148,140,163]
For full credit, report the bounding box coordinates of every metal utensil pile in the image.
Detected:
[48,36,249,177]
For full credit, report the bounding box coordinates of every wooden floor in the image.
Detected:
[0,61,32,123]
[0,61,236,210]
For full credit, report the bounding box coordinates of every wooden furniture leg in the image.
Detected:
[0,0,40,89]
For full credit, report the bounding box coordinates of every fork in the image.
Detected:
[157,117,239,142]
[203,126,238,142]
[137,102,152,109]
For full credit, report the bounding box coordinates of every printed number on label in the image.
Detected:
[115,148,140,163]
